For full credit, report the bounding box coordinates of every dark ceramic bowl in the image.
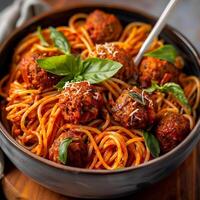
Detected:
[0,5,200,199]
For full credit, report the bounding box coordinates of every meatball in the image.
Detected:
[19,51,60,89]
[139,57,180,88]
[86,10,122,44]
[92,43,138,81]
[112,87,156,129]
[49,131,87,167]
[155,113,190,153]
[59,81,103,124]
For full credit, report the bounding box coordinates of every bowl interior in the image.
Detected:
[0,5,199,173]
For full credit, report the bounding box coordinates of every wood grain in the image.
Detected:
[2,142,200,200]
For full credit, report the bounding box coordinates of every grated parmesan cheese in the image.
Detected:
[63,81,91,97]
[129,108,139,117]
[95,43,119,57]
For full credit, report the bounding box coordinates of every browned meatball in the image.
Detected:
[112,87,156,129]
[86,10,122,44]
[139,57,180,88]
[59,81,103,124]
[49,131,87,167]
[155,113,190,153]
[19,51,60,89]
[92,43,138,81]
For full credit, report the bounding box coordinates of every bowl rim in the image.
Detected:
[0,4,200,174]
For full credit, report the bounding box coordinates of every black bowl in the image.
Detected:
[0,5,199,199]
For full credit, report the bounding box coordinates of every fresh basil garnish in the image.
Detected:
[37,26,49,47]
[143,131,160,158]
[37,54,122,87]
[55,76,73,89]
[59,138,74,165]
[129,91,146,105]
[145,81,191,113]
[144,81,159,93]
[81,58,123,84]
[50,27,71,54]
[37,54,76,76]
[144,45,177,63]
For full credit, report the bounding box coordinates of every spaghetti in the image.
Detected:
[0,10,199,170]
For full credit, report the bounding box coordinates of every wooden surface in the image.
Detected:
[2,142,200,200]
[1,1,200,199]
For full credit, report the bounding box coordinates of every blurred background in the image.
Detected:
[0,0,199,50]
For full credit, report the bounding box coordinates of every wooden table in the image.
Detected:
[1,1,200,199]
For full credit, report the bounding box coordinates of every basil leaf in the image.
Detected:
[50,27,71,54]
[82,58,123,84]
[59,138,73,165]
[144,81,159,93]
[145,82,191,113]
[55,75,73,89]
[37,54,78,76]
[144,45,177,63]
[160,82,191,113]
[129,92,146,105]
[37,55,122,88]
[73,75,84,82]
[72,55,84,76]
[143,131,160,158]
[37,26,49,47]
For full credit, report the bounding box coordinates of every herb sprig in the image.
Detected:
[129,91,146,105]
[59,138,75,165]
[49,27,71,54]
[37,55,122,88]
[36,27,122,88]
[144,45,177,63]
[143,131,160,158]
[37,26,49,47]
[145,81,191,114]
